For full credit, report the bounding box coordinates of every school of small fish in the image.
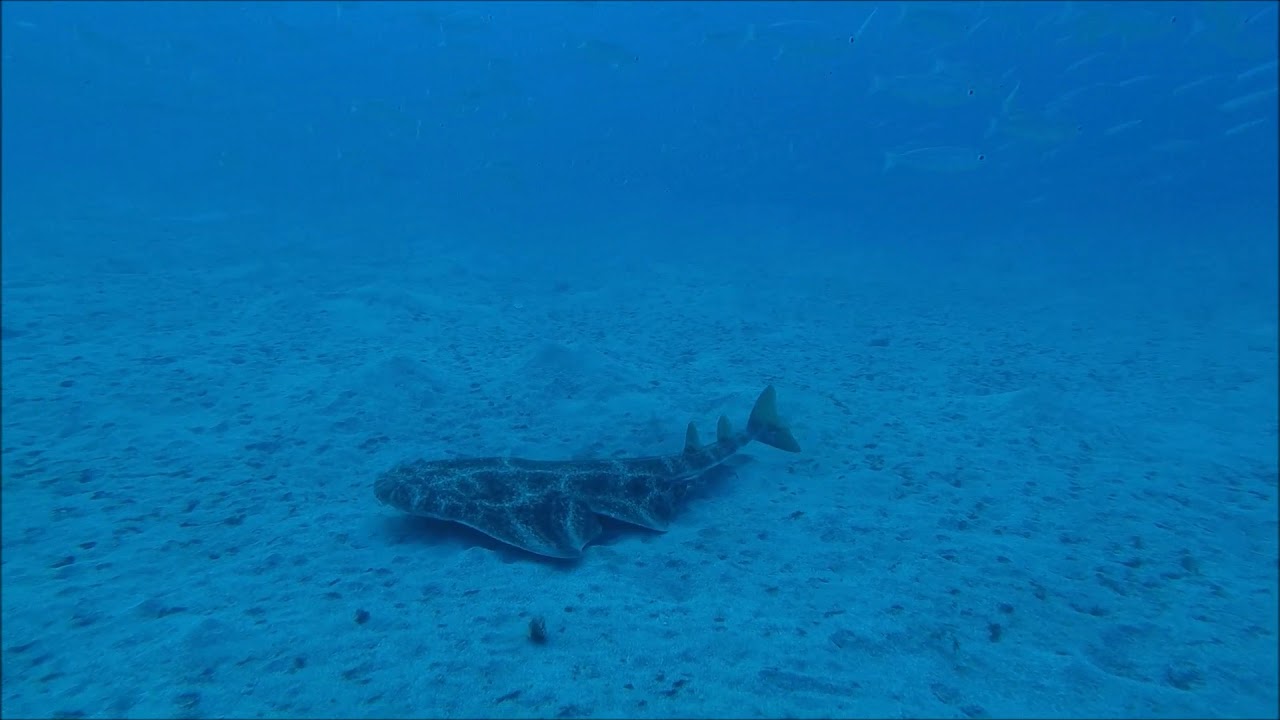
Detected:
[846,2,1277,180]
[11,1,1274,199]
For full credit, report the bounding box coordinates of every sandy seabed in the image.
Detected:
[2,206,1276,719]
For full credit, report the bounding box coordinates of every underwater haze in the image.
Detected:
[2,1,1277,718]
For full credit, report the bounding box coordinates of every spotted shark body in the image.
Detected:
[373,385,801,559]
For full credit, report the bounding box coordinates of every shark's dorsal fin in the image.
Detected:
[683,422,701,454]
[717,415,733,443]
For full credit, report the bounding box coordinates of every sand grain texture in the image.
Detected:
[2,210,1277,719]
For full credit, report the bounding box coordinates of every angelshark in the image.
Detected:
[373,385,801,559]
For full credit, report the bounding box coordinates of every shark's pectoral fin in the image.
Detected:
[591,478,684,532]
[484,491,602,559]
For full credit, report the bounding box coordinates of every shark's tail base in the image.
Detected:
[747,385,802,453]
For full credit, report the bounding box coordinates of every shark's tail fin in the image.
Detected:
[746,385,802,453]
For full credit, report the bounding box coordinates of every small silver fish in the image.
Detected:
[987,109,1083,146]
[1224,117,1267,136]
[1237,59,1278,83]
[1219,86,1278,113]
[883,146,988,173]
[1103,119,1143,137]
[869,60,978,109]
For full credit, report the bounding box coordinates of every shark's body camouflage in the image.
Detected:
[374,385,801,558]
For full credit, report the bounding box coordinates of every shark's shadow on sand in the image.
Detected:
[373,386,799,561]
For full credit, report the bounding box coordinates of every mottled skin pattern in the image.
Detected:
[373,386,801,559]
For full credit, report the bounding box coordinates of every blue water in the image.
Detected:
[2,1,1276,717]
